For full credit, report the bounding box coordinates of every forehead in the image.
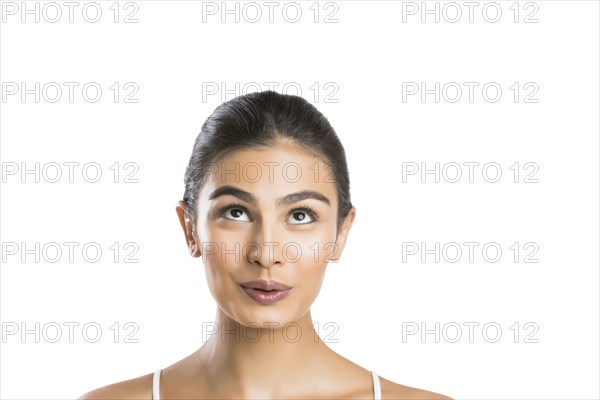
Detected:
[199,144,338,205]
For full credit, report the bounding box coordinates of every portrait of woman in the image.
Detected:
[80,91,452,400]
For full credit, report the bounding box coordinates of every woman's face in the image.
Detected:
[177,144,355,327]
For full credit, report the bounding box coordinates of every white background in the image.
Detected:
[1,1,599,399]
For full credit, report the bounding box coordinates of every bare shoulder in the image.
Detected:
[78,372,153,400]
[380,375,453,400]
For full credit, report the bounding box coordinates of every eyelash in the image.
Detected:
[219,202,319,223]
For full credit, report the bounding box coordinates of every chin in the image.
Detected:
[220,295,305,328]
[235,305,303,328]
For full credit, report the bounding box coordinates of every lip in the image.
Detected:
[239,280,293,305]
[240,279,292,291]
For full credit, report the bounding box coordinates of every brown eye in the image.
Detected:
[221,204,250,222]
[287,208,318,225]
[293,212,306,221]
[230,209,244,218]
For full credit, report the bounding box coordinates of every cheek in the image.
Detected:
[290,232,334,291]
[292,230,338,267]
[202,221,336,275]
[201,227,248,297]
[202,225,247,266]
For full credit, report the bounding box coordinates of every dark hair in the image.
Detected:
[182,90,352,231]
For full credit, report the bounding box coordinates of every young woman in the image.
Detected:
[80,91,451,399]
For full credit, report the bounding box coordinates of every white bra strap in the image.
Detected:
[371,370,382,400]
[152,369,161,400]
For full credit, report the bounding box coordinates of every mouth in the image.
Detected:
[239,280,293,305]
[240,279,292,291]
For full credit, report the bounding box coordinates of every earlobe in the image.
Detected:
[189,242,200,257]
[176,201,202,258]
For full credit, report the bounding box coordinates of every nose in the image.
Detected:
[245,219,284,268]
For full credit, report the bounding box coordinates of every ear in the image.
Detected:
[329,206,356,262]
[176,200,201,258]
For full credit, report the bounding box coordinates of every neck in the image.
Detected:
[197,308,334,398]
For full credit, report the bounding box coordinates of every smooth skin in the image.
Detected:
[80,143,451,400]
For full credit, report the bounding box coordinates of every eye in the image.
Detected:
[287,207,319,225]
[219,204,319,225]
[220,203,251,222]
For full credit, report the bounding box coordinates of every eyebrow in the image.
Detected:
[208,185,331,207]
